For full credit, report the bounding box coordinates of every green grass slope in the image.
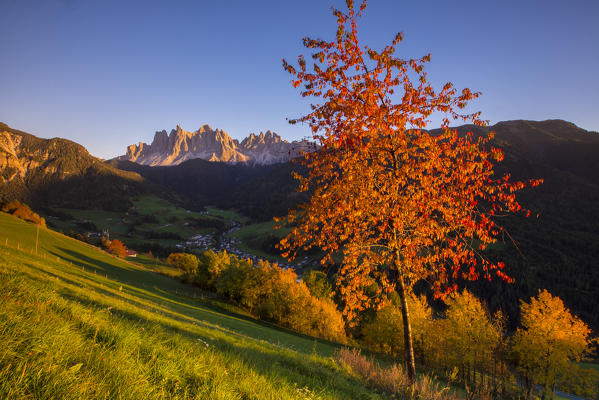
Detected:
[47,195,229,253]
[0,212,387,400]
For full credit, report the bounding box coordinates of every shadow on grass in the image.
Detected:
[46,247,344,356]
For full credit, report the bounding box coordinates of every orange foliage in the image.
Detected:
[107,239,127,258]
[1,200,46,227]
[279,0,540,379]
[203,251,346,343]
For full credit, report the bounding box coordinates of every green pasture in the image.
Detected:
[45,195,227,249]
[204,206,250,225]
[230,220,289,262]
[0,212,387,399]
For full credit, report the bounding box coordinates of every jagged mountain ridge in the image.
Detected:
[119,124,314,166]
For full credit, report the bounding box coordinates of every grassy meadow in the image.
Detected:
[45,196,231,248]
[230,220,290,262]
[0,212,392,399]
[43,196,281,256]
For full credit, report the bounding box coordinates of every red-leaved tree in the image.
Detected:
[278,0,541,381]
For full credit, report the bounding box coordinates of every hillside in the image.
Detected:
[441,120,599,330]
[0,123,159,211]
[107,158,273,207]
[0,212,389,399]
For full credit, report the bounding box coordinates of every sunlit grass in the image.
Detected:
[0,212,390,399]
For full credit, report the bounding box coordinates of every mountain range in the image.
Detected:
[118,124,315,166]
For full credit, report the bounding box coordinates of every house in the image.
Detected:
[125,249,138,258]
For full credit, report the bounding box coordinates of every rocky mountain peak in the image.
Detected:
[118,125,313,166]
[199,124,212,133]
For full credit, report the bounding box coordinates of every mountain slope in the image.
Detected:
[460,120,599,329]
[108,157,308,222]
[118,124,313,166]
[0,123,154,211]
[108,158,275,207]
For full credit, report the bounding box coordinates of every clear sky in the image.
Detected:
[1,0,598,159]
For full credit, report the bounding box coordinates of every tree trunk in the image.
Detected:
[525,376,533,400]
[396,274,417,383]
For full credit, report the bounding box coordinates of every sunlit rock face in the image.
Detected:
[119,125,314,166]
[0,130,94,184]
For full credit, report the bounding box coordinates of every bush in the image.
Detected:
[335,348,460,399]
[166,253,199,275]
[302,269,332,299]
[1,200,46,227]
[66,230,90,243]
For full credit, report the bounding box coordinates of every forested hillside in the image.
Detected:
[0,123,157,211]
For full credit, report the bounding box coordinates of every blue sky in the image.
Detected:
[1,0,598,159]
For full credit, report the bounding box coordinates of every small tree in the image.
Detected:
[362,294,431,360]
[101,235,111,249]
[167,252,199,275]
[443,290,502,390]
[279,0,540,381]
[213,257,253,302]
[196,249,232,288]
[108,239,127,258]
[511,290,596,400]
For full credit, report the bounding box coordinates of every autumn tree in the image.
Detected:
[101,235,111,249]
[107,239,127,258]
[278,0,539,381]
[1,200,46,227]
[510,290,596,400]
[442,290,502,392]
[197,249,232,289]
[204,251,347,342]
[362,294,431,360]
